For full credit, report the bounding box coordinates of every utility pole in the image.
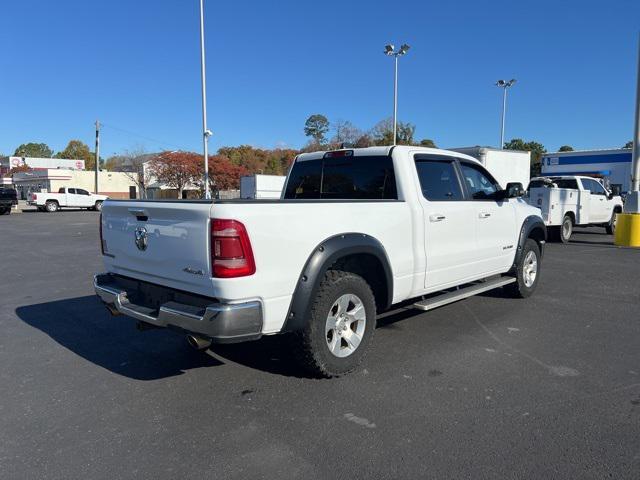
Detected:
[615,35,640,247]
[199,0,212,199]
[630,35,640,196]
[94,120,100,194]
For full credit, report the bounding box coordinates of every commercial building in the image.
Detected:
[540,149,632,193]
[12,169,138,200]
[0,156,85,175]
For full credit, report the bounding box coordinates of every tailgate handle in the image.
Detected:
[128,208,148,221]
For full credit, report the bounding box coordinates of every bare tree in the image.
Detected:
[330,120,363,147]
[115,146,153,199]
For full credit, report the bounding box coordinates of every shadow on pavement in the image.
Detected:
[16,296,223,380]
[15,295,310,380]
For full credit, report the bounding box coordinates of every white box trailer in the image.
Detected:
[450,147,531,189]
[240,174,286,199]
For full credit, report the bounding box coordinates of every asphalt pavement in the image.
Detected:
[1,210,639,479]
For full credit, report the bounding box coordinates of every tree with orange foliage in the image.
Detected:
[8,164,33,175]
[150,151,201,198]
[208,155,249,192]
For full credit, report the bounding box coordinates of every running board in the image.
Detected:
[412,276,516,311]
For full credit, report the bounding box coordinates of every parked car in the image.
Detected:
[95,146,546,377]
[28,187,108,212]
[0,187,18,215]
[526,175,624,242]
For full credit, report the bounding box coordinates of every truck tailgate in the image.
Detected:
[101,201,214,294]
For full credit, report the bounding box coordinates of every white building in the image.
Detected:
[12,169,138,200]
[540,149,633,193]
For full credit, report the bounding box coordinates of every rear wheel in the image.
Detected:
[559,214,573,243]
[504,238,541,298]
[0,206,7,215]
[293,270,376,377]
[45,201,58,212]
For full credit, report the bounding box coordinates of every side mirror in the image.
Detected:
[504,182,525,198]
[607,192,614,200]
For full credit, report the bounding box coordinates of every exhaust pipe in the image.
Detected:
[186,334,212,350]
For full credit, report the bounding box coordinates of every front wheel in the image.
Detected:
[94,201,103,212]
[504,238,541,298]
[605,212,618,235]
[293,270,376,377]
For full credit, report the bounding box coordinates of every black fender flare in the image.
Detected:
[282,233,393,332]
[513,215,547,269]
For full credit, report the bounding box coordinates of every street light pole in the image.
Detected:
[199,0,212,199]
[496,79,516,149]
[384,44,410,145]
[393,54,398,145]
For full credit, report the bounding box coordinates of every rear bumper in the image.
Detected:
[94,273,263,343]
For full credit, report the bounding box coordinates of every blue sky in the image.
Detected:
[1,0,638,157]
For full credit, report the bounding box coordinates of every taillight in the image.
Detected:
[32,193,37,200]
[211,219,255,278]
[99,213,105,254]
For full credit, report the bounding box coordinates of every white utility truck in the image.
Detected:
[450,147,531,189]
[28,187,108,212]
[95,146,546,377]
[526,175,623,243]
[240,174,286,199]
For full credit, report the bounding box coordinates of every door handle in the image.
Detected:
[478,212,491,218]
[429,214,446,222]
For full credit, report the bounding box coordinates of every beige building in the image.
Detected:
[13,169,139,200]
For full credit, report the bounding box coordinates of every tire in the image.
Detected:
[94,201,103,212]
[504,239,541,298]
[559,214,573,243]
[292,270,376,378]
[605,211,618,235]
[45,201,59,212]
[0,207,6,215]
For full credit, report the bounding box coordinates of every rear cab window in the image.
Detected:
[284,153,397,200]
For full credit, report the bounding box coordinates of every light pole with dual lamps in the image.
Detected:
[384,44,410,145]
[496,78,516,149]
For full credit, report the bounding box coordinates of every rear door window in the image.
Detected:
[284,155,397,199]
[68,188,76,194]
[414,158,463,201]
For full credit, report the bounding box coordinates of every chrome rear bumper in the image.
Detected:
[94,273,263,343]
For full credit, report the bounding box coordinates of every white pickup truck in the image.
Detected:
[526,175,624,243]
[95,146,546,377]
[28,187,108,212]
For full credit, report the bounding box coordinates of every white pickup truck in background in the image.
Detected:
[526,175,624,243]
[28,187,108,212]
[95,146,546,377]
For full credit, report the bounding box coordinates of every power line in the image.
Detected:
[100,122,190,151]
